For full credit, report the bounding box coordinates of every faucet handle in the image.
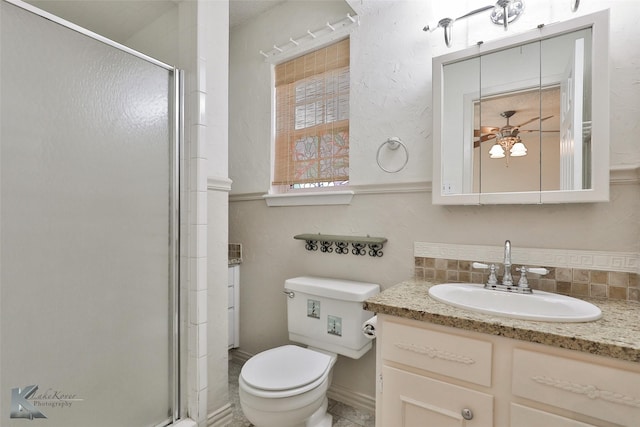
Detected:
[517,266,550,289]
[473,262,499,285]
[527,267,549,276]
[517,266,530,288]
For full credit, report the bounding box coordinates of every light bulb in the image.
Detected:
[510,141,527,157]
[489,143,505,158]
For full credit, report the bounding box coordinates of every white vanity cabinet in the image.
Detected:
[375,315,640,427]
[228,265,240,349]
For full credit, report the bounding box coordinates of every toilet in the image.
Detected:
[238,276,380,427]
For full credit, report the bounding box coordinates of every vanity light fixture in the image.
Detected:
[423,5,494,48]
[571,0,580,12]
[424,0,525,47]
[490,0,525,31]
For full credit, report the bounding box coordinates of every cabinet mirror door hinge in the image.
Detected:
[377,372,383,394]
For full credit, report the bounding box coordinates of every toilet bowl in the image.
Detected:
[238,276,380,427]
[239,345,338,427]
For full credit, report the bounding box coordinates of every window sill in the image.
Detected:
[263,190,354,207]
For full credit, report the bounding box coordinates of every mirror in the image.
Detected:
[433,10,609,205]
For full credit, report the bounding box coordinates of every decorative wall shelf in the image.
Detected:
[294,233,387,257]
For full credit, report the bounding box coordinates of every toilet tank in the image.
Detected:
[284,276,380,359]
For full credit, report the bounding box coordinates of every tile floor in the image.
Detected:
[228,352,375,427]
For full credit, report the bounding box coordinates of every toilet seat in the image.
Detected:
[240,345,335,398]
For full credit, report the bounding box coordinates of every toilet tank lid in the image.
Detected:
[285,276,380,302]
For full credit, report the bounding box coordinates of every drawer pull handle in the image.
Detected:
[461,408,474,420]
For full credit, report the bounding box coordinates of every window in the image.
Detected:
[273,39,350,189]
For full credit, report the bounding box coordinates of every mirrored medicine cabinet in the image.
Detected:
[432,10,610,205]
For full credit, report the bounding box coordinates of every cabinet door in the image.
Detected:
[382,366,493,427]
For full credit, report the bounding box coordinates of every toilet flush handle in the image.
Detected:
[283,290,295,298]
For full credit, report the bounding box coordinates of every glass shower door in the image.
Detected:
[0,1,179,426]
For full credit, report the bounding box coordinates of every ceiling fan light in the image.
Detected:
[489,143,505,158]
[510,141,528,157]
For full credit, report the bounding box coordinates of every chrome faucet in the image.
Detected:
[502,240,513,286]
[472,240,550,294]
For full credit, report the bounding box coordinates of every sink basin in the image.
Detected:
[428,283,602,322]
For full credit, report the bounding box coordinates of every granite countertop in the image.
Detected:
[363,280,640,363]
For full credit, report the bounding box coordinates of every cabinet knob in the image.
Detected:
[461,408,474,420]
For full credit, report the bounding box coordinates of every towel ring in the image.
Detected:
[376,137,409,173]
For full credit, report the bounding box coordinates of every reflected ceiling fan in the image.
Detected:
[475,110,558,164]
[474,110,556,147]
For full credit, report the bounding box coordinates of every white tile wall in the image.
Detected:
[179,1,210,424]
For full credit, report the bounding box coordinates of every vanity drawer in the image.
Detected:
[512,348,640,426]
[510,403,597,427]
[381,319,492,387]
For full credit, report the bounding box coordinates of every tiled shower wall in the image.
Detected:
[415,257,640,302]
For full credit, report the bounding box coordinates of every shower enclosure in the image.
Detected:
[1,1,182,425]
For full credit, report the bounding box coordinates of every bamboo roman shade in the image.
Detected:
[273,38,350,186]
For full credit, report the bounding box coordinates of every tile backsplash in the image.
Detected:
[415,256,640,302]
